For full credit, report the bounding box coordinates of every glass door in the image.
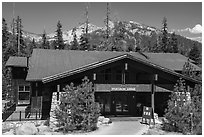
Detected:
[113,92,129,114]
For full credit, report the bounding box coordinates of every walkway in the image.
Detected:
[87,117,149,135]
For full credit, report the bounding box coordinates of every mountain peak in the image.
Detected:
[22,20,201,44]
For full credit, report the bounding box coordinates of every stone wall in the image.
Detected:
[49,91,61,129]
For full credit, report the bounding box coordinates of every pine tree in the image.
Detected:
[161,17,169,53]
[79,5,90,51]
[9,18,17,55]
[163,79,202,134]
[170,32,178,53]
[2,18,9,52]
[70,27,79,50]
[110,21,126,51]
[55,20,64,49]
[50,40,57,49]
[105,2,111,40]
[16,16,26,56]
[32,38,37,49]
[188,43,201,65]
[42,30,49,49]
[79,33,90,50]
[135,33,142,52]
[2,18,9,100]
[150,35,162,53]
[27,38,37,55]
[2,18,16,102]
[55,77,100,132]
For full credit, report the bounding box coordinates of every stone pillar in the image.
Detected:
[49,85,61,130]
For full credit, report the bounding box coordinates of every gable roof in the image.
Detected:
[25,49,201,84]
[6,56,27,67]
[144,53,200,71]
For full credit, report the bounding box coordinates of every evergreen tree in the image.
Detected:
[188,43,201,65]
[32,38,37,49]
[79,5,90,51]
[105,2,111,40]
[27,38,37,55]
[55,77,100,132]
[150,35,162,53]
[50,40,57,49]
[111,21,126,51]
[70,27,79,50]
[64,43,71,50]
[16,16,26,56]
[42,30,50,49]
[161,17,169,53]
[55,20,64,49]
[170,32,178,53]
[135,33,142,52]
[182,59,198,79]
[2,18,15,101]
[2,18,9,100]
[2,18,9,51]
[9,18,17,55]
[163,79,202,134]
[79,33,90,50]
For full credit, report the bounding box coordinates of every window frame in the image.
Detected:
[18,85,30,105]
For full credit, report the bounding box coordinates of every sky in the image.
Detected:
[2,2,202,41]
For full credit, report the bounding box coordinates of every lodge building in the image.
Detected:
[6,49,201,119]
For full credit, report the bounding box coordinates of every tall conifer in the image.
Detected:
[42,30,49,49]
[161,17,169,53]
[16,16,26,56]
[55,20,64,49]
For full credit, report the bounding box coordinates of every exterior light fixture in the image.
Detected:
[93,73,96,81]
[155,74,158,81]
[125,63,128,70]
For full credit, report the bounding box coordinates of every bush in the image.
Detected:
[55,77,100,132]
[162,78,202,135]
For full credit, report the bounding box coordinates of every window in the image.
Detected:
[116,70,122,82]
[104,68,111,81]
[125,72,129,81]
[18,85,30,105]
[99,68,112,82]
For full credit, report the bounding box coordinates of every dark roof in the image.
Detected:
[26,49,130,81]
[145,53,200,71]
[25,49,201,84]
[6,56,27,67]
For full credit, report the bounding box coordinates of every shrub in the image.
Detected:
[55,77,100,132]
[162,78,202,135]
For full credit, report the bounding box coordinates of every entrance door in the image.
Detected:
[112,92,130,115]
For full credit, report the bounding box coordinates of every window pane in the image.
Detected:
[19,92,29,100]
[116,74,122,81]
[25,86,30,91]
[116,70,122,81]
[18,86,24,91]
[105,73,111,81]
[104,95,111,112]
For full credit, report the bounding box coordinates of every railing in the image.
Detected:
[2,109,42,122]
[2,104,16,122]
